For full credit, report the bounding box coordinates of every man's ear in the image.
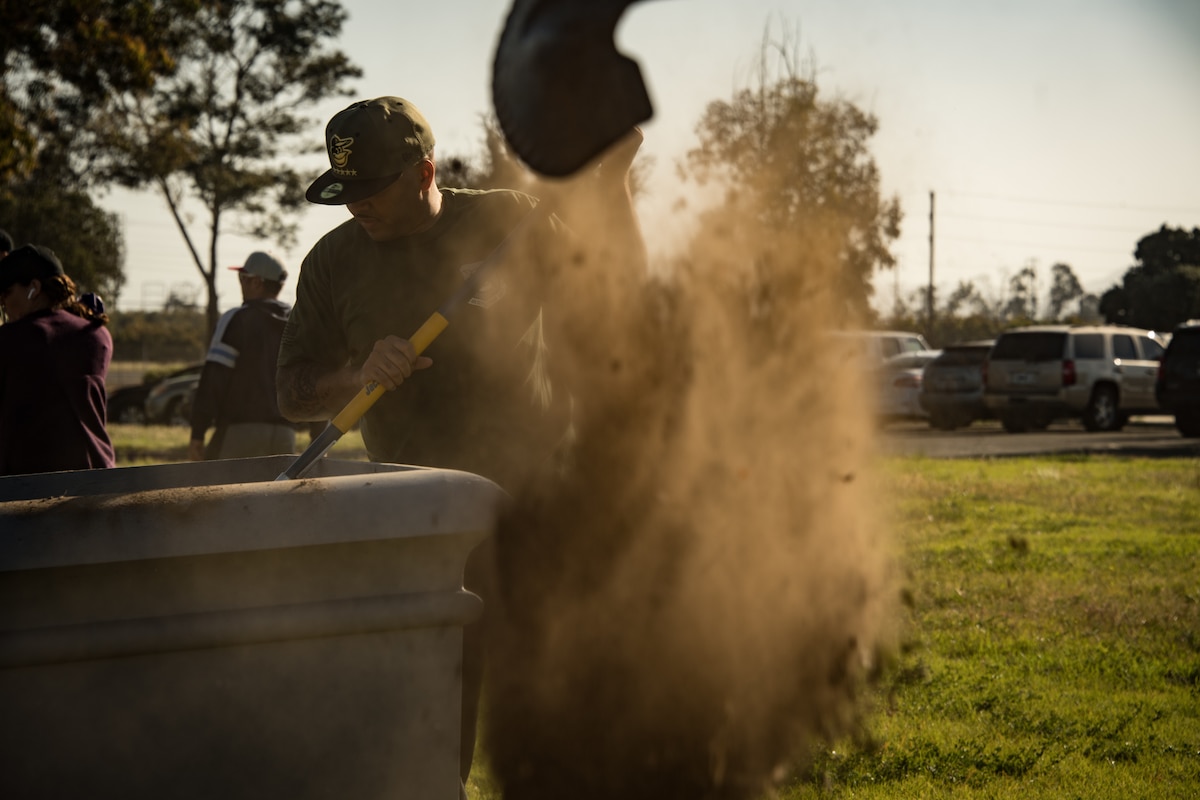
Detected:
[417,159,436,191]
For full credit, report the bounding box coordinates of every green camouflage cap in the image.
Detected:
[306,97,436,205]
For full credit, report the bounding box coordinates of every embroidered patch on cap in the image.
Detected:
[330,134,354,168]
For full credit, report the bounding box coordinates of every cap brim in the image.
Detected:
[305,170,401,205]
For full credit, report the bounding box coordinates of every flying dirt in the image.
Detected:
[483,3,899,796]
[477,150,898,800]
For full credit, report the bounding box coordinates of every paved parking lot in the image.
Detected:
[877,416,1200,459]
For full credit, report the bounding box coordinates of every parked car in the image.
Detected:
[983,325,1167,433]
[106,382,153,425]
[829,329,931,365]
[876,349,942,423]
[142,364,204,426]
[918,340,995,430]
[107,364,201,425]
[1154,319,1200,437]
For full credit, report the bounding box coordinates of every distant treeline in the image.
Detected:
[109,308,207,363]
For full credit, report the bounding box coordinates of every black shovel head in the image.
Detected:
[492,0,654,177]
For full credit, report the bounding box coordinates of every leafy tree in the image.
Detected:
[437,115,534,193]
[97,0,360,336]
[882,261,1103,346]
[678,28,901,321]
[1,1,195,296]
[1099,225,1200,329]
[0,181,125,300]
[108,305,208,362]
[1047,262,1084,321]
[0,1,191,187]
[1003,261,1038,322]
[1074,294,1102,323]
[883,281,1007,347]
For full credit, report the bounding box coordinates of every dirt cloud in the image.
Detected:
[482,156,898,799]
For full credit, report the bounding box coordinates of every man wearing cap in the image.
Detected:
[276,96,643,794]
[278,96,641,478]
[189,252,295,460]
[0,244,116,475]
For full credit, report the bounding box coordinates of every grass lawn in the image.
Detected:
[102,428,1200,798]
[780,455,1200,800]
[109,422,370,466]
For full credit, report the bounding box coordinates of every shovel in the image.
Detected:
[492,0,657,177]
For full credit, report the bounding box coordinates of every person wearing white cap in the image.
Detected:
[188,251,295,460]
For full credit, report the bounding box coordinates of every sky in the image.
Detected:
[100,0,1200,314]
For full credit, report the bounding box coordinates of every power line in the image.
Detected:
[938,212,1156,235]
[937,234,1133,255]
[941,190,1200,216]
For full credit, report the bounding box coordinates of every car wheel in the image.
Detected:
[1026,410,1054,431]
[108,398,147,425]
[1175,412,1200,438]
[166,398,190,427]
[1000,413,1030,433]
[1082,385,1120,432]
[929,412,959,431]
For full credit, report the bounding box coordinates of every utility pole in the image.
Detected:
[927,190,935,341]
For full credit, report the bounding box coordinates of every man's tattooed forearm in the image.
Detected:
[279,363,328,419]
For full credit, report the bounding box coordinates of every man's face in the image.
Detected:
[345,161,430,242]
[238,271,264,302]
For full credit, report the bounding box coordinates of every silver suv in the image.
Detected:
[983,325,1168,433]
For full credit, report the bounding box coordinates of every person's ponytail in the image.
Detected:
[45,275,109,325]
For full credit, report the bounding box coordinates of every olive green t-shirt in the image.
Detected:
[280,188,570,486]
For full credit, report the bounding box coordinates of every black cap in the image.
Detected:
[0,244,65,293]
[306,97,436,205]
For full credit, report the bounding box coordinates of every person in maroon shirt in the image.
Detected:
[0,244,116,475]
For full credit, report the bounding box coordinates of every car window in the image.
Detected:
[830,331,929,362]
[879,338,901,358]
[1138,336,1165,360]
[887,353,938,370]
[1112,335,1137,360]
[1073,334,1104,360]
[991,332,1066,361]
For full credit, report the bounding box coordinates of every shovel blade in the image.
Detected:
[492,0,654,177]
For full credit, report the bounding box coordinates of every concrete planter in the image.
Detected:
[0,457,500,800]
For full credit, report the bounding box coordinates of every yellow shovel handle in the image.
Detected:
[329,311,450,433]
